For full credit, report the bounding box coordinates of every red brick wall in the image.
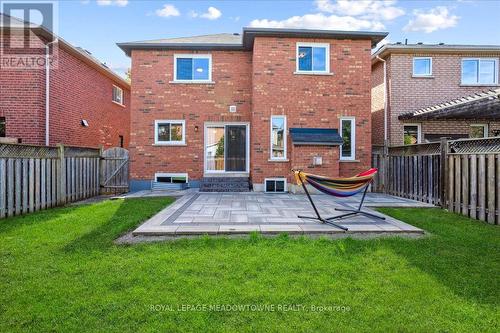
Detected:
[375,52,500,145]
[129,49,252,181]
[49,44,130,148]
[0,31,130,148]
[371,61,385,145]
[251,37,373,184]
[0,31,45,144]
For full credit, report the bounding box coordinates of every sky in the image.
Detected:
[14,0,500,77]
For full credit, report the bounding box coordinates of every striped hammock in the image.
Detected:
[293,168,378,197]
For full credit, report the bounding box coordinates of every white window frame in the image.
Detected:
[413,57,432,77]
[264,178,287,193]
[295,42,330,74]
[173,54,212,83]
[340,117,356,161]
[461,58,499,85]
[154,172,188,183]
[112,85,124,105]
[270,115,287,161]
[403,123,422,144]
[154,120,186,145]
[470,124,489,138]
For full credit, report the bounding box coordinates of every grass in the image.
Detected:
[0,198,499,332]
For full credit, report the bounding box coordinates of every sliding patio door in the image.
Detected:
[205,124,247,173]
[225,125,246,172]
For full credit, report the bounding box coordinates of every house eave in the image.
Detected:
[372,44,500,65]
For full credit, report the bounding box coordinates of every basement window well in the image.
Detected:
[265,178,286,193]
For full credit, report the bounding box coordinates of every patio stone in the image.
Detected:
[133,191,426,236]
[219,225,260,233]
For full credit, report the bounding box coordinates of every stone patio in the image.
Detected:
[131,191,430,236]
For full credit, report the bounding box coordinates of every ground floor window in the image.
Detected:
[155,120,185,145]
[265,178,286,193]
[403,124,421,144]
[469,124,488,138]
[0,117,5,137]
[155,173,188,184]
[270,115,286,160]
[340,117,355,160]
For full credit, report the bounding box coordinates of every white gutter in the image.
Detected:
[376,55,388,144]
[45,40,57,146]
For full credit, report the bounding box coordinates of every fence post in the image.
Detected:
[383,142,390,194]
[439,137,448,207]
[98,145,104,194]
[57,144,66,205]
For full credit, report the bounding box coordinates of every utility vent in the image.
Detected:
[81,119,89,127]
[229,105,237,113]
[265,178,286,193]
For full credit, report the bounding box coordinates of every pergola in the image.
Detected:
[399,89,500,120]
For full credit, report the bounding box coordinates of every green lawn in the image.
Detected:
[0,198,499,332]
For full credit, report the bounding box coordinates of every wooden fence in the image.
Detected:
[372,137,500,224]
[0,143,128,219]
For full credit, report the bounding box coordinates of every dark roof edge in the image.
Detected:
[117,43,244,56]
[118,28,388,56]
[372,44,500,64]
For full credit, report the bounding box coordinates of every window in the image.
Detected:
[413,57,432,76]
[296,42,330,73]
[155,120,185,145]
[119,135,124,148]
[340,117,355,160]
[112,85,124,105]
[265,178,286,193]
[155,173,188,184]
[270,116,286,160]
[0,117,5,137]
[403,124,421,144]
[461,58,498,85]
[470,124,488,138]
[174,54,212,82]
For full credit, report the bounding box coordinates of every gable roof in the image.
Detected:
[117,28,388,56]
[0,13,129,88]
[399,89,500,120]
[372,43,500,64]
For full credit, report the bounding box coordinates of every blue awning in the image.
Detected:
[289,128,343,146]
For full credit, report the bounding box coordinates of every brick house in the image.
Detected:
[118,28,386,192]
[371,43,500,146]
[0,14,130,148]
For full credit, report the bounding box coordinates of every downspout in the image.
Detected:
[44,40,57,146]
[376,55,388,144]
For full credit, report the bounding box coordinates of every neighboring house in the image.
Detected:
[0,14,130,148]
[118,28,386,191]
[371,43,500,145]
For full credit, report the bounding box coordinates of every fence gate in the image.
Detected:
[100,147,129,194]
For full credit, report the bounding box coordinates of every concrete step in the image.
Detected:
[200,177,250,192]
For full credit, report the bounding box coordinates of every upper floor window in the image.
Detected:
[461,58,498,85]
[155,120,186,145]
[413,57,432,76]
[174,54,212,82]
[340,117,355,160]
[296,42,330,74]
[112,85,124,105]
[270,115,286,160]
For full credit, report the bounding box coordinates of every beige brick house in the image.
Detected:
[371,44,500,145]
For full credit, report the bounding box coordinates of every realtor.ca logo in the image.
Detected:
[0,0,58,69]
